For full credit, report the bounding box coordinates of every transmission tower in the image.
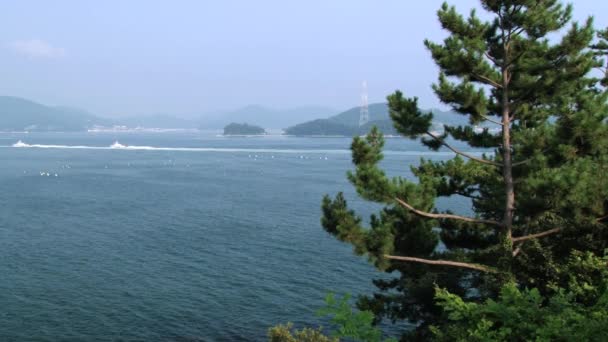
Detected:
[359,81,369,127]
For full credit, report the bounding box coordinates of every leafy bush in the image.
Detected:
[432,252,608,341]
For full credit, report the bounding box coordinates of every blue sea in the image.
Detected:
[0,131,470,341]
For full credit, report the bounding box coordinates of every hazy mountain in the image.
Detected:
[0,96,110,131]
[200,105,337,129]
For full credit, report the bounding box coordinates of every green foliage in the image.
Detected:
[320,0,608,339]
[432,252,608,341]
[316,293,397,342]
[268,293,397,342]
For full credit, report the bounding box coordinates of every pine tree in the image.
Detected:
[321,1,608,339]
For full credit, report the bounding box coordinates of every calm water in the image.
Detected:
[0,132,466,341]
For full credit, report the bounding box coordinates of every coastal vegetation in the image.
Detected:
[273,0,608,340]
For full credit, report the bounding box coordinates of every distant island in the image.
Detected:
[285,118,397,136]
[284,103,470,136]
[223,122,266,135]
[285,103,399,136]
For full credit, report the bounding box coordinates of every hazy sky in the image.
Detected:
[1,1,606,117]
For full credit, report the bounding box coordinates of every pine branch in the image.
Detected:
[472,73,502,88]
[425,131,503,166]
[512,156,536,167]
[384,255,497,273]
[512,226,568,253]
[506,50,526,68]
[512,149,552,167]
[512,242,524,256]
[454,191,481,200]
[480,114,504,126]
[484,51,498,65]
[511,27,526,39]
[395,197,503,227]
[511,227,563,242]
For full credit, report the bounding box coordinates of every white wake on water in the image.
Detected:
[12,140,100,149]
[13,140,29,148]
[109,141,127,149]
[8,140,484,156]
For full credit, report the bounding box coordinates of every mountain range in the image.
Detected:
[0,96,468,134]
[0,96,337,131]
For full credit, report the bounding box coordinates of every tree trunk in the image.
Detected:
[501,43,515,266]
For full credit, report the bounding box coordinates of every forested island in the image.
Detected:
[285,119,398,136]
[223,122,266,135]
[284,102,467,136]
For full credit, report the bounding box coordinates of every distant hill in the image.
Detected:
[0,96,109,131]
[223,122,266,135]
[285,103,469,136]
[200,105,337,129]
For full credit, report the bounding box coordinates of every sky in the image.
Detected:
[0,1,606,118]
